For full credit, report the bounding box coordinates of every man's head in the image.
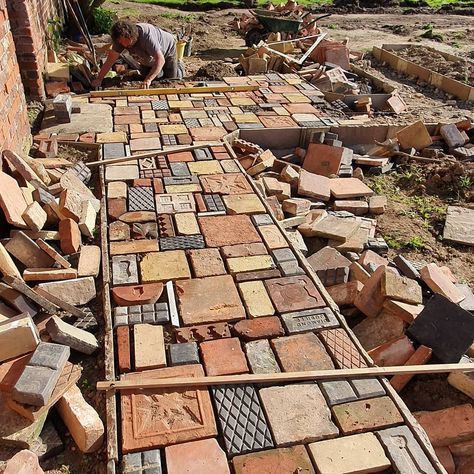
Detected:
[111,21,139,48]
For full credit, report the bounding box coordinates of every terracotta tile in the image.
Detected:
[200,338,248,376]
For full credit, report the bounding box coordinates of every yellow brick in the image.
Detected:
[223,194,265,215]
[238,281,275,318]
[188,161,223,176]
[227,255,275,274]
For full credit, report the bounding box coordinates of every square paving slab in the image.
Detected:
[120,364,217,453]
[259,383,339,446]
[265,276,326,313]
[199,215,262,248]
[140,250,191,283]
[176,275,246,325]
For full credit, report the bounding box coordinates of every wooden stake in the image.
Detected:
[87,144,210,167]
[90,85,259,98]
[96,363,473,391]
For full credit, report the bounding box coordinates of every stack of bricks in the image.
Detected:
[0,0,30,154]
[98,95,444,470]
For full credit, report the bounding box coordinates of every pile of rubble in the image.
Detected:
[0,139,104,467]
[230,118,474,472]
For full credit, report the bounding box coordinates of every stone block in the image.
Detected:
[165,438,229,474]
[308,433,391,474]
[382,271,422,305]
[109,221,130,241]
[383,299,424,324]
[120,365,217,452]
[319,380,358,406]
[259,383,338,446]
[265,275,325,313]
[233,446,314,474]
[5,232,54,268]
[107,181,127,199]
[36,277,96,306]
[169,342,199,366]
[78,201,96,238]
[134,324,166,371]
[59,219,81,255]
[407,294,474,363]
[177,275,245,325]
[238,281,275,318]
[369,195,387,214]
[420,263,465,304]
[280,308,339,334]
[122,449,163,474]
[244,339,280,374]
[200,338,248,376]
[140,250,190,283]
[77,246,100,278]
[326,281,363,307]
[350,377,386,399]
[368,335,415,367]
[22,202,47,232]
[174,212,199,235]
[111,255,140,284]
[57,384,104,453]
[413,404,474,447]
[2,449,45,474]
[332,396,403,435]
[188,248,226,278]
[223,194,266,215]
[271,333,335,372]
[46,316,99,355]
[354,266,386,318]
[297,169,330,201]
[282,198,311,217]
[0,314,40,363]
[443,206,474,246]
[257,224,287,250]
[12,343,69,406]
[396,121,432,150]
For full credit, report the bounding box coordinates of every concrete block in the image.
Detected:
[46,316,99,355]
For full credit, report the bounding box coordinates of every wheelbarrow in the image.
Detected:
[245,9,331,47]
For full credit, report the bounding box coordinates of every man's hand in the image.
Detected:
[143,78,152,89]
[91,78,102,90]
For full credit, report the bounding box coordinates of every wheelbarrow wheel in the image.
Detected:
[245,28,265,47]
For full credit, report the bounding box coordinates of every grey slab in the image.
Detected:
[103,143,125,160]
[281,308,339,334]
[28,342,70,370]
[350,378,386,399]
[317,267,349,287]
[46,317,99,355]
[71,311,98,333]
[376,425,437,474]
[144,123,158,133]
[278,260,306,277]
[443,206,474,246]
[163,175,199,186]
[244,340,280,375]
[159,235,205,250]
[365,238,389,253]
[123,448,163,473]
[70,162,91,184]
[271,248,297,264]
[112,255,139,286]
[251,214,273,226]
[169,342,199,366]
[407,294,474,363]
[393,255,420,280]
[128,187,155,212]
[113,303,169,328]
[193,148,213,161]
[457,283,474,313]
[169,162,190,177]
[319,380,358,406]
[203,194,225,212]
[238,123,265,130]
[12,365,59,406]
[211,384,274,456]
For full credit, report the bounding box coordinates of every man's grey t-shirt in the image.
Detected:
[112,23,176,66]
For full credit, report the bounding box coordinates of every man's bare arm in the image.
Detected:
[143,50,166,88]
[92,49,121,88]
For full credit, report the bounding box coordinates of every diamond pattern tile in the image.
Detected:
[159,235,205,250]
[318,328,368,369]
[211,384,274,456]
[151,100,168,111]
[128,186,155,211]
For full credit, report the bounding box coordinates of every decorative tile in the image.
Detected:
[132,222,158,239]
[251,214,273,226]
[151,100,169,111]
[281,308,340,334]
[203,194,225,212]
[113,302,169,327]
[128,187,155,212]
[155,194,196,213]
[174,323,231,343]
[138,157,157,171]
[163,176,199,186]
[159,235,205,250]
[193,149,213,161]
[70,162,91,183]
[169,162,190,177]
[184,118,200,128]
[157,215,175,238]
[318,328,368,369]
[211,384,274,455]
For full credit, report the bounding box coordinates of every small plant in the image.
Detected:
[47,17,62,53]
[92,7,116,35]
[420,28,444,42]
[406,236,425,250]
[422,23,433,30]
[328,24,338,30]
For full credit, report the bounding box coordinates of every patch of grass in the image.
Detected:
[385,235,426,250]
[327,24,338,30]
[159,11,197,21]
[125,0,332,7]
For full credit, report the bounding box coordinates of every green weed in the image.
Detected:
[92,7,116,34]
[385,235,425,250]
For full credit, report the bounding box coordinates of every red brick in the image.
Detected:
[59,218,81,255]
[231,316,284,341]
[116,326,131,373]
[390,345,432,392]
[367,335,415,367]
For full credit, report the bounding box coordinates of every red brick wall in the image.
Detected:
[7,0,62,100]
[0,0,30,154]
